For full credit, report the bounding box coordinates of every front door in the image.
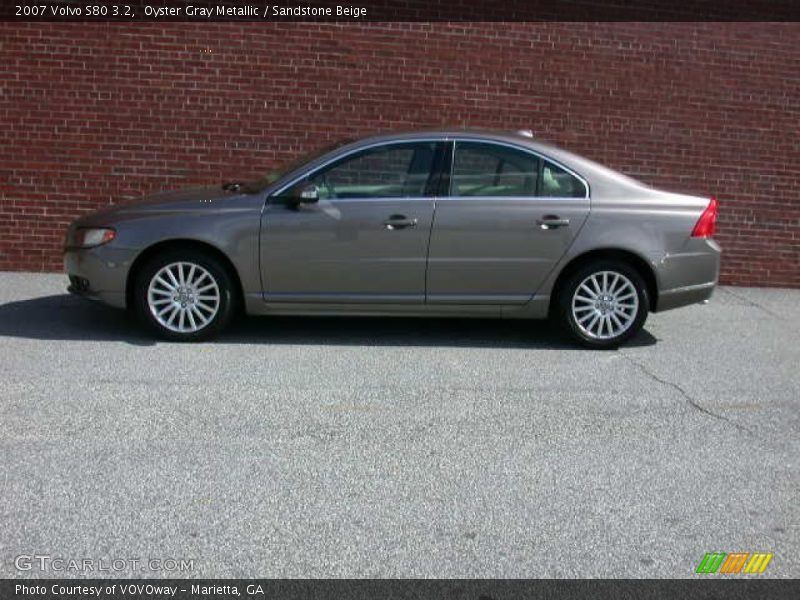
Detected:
[426,140,590,304]
[260,141,444,304]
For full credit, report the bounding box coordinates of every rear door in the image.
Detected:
[260,140,445,304]
[426,140,590,304]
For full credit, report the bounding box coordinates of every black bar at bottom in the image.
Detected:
[2,579,799,600]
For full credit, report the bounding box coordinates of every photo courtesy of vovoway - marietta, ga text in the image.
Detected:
[15,582,266,598]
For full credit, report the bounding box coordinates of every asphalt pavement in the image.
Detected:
[0,273,798,578]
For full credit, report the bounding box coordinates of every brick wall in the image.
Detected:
[1,22,798,287]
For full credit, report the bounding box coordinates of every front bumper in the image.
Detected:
[64,246,132,309]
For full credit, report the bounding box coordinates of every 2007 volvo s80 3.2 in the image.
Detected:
[64,130,720,348]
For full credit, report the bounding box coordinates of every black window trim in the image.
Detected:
[432,140,454,197]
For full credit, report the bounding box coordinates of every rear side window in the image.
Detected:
[450,141,587,198]
[541,160,587,198]
[451,142,539,197]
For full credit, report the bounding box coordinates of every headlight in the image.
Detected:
[74,227,116,248]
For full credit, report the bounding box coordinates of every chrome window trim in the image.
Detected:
[447,137,591,199]
[268,135,591,201]
[269,138,448,200]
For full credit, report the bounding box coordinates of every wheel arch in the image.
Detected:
[548,248,659,315]
[125,239,245,311]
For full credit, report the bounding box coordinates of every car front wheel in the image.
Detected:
[557,260,649,349]
[134,250,236,341]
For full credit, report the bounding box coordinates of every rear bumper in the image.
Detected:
[656,281,716,312]
[653,238,721,312]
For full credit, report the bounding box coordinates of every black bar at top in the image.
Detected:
[2,0,800,22]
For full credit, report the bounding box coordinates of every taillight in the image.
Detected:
[691,196,718,238]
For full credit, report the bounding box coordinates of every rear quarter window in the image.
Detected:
[541,160,587,198]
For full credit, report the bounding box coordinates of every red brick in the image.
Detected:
[0,22,798,285]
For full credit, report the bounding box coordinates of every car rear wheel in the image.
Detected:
[557,260,649,349]
[134,250,236,341]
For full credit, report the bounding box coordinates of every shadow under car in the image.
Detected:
[0,294,658,349]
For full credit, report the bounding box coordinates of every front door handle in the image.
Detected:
[384,215,418,230]
[536,215,570,230]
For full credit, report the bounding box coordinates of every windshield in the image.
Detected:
[240,139,354,193]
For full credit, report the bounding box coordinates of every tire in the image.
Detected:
[556,260,650,349]
[133,249,237,342]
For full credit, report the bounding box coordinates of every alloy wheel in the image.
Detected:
[571,270,639,340]
[147,261,221,333]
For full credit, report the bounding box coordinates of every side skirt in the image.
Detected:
[243,293,550,319]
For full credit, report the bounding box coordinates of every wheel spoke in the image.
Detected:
[186,307,197,330]
[195,300,216,313]
[165,268,180,288]
[186,264,196,287]
[165,306,179,326]
[603,316,612,337]
[190,304,207,325]
[610,274,621,294]
[590,276,602,295]
[155,276,174,291]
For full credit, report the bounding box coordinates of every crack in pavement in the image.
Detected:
[720,287,784,321]
[620,352,755,436]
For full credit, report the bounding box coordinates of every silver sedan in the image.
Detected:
[64,130,720,348]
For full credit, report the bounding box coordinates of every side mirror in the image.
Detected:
[294,183,319,204]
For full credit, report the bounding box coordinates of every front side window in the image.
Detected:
[281,142,438,200]
[451,142,539,197]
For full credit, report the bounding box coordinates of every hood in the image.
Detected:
[72,185,255,228]
[117,185,244,212]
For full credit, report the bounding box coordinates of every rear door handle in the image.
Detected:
[383,215,418,230]
[536,215,570,230]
